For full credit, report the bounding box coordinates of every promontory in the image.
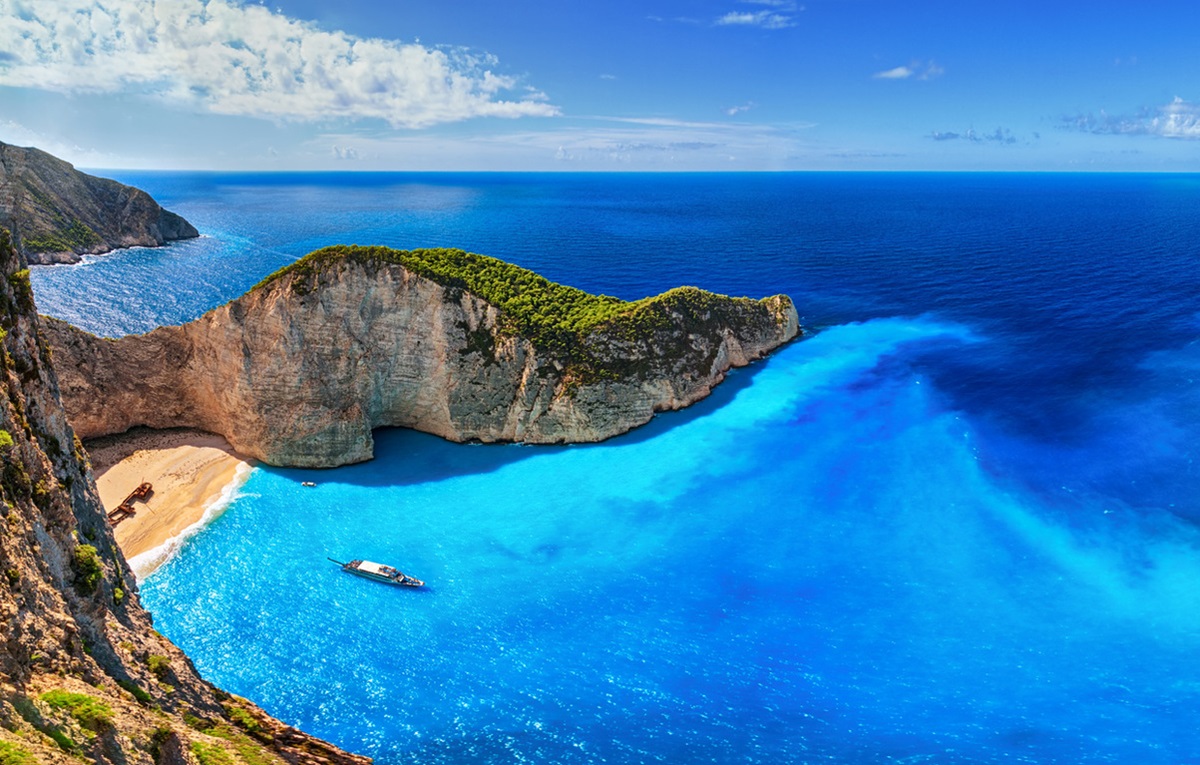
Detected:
[0,141,198,265]
[46,245,801,467]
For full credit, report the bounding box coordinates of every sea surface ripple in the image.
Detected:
[32,172,1200,763]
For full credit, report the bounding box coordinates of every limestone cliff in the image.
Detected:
[46,246,801,467]
[0,229,367,764]
[0,142,198,265]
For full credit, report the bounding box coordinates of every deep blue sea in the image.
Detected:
[31,172,1200,764]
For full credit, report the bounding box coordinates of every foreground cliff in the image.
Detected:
[47,245,800,467]
[0,229,368,764]
[0,142,198,265]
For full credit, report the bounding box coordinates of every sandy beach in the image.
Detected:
[88,427,255,578]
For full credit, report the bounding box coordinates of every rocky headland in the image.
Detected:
[0,141,198,265]
[46,245,801,467]
[0,229,366,764]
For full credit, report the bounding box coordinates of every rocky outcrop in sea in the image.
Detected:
[0,141,198,265]
[46,245,801,467]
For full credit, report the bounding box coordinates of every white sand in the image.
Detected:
[88,428,255,578]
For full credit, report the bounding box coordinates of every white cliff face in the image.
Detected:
[46,257,800,467]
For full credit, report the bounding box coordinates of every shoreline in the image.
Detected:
[87,427,256,579]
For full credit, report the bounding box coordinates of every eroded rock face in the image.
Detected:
[0,142,198,265]
[46,253,800,467]
[0,229,368,764]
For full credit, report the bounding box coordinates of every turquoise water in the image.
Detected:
[32,173,1200,762]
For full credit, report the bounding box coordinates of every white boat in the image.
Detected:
[328,558,424,587]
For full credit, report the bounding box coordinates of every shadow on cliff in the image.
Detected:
[264,362,764,489]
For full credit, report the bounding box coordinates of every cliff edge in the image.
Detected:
[0,229,367,763]
[0,142,198,265]
[46,245,801,467]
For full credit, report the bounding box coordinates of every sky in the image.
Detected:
[1,0,1199,171]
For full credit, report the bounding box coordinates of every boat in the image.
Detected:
[129,482,153,500]
[107,481,153,526]
[301,481,316,487]
[328,558,424,587]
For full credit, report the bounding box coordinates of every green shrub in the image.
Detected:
[252,246,632,349]
[43,726,77,752]
[147,654,171,679]
[72,544,103,594]
[117,679,152,704]
[39,689,113,731]
[11,697,37,726]
[23,220,102,254]
[0,458,31,502]
[191,741,236,765]
[206,723,278,765]
[0,431,12,450]
[227,737,278,765]
[5,270,32,314]
[227,705,260,734]
[148,725,174,757]
[0,741,35,765]
[30,479,50,511]
[252,246,774,383]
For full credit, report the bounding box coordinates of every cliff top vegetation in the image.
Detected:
[253,245,787,362]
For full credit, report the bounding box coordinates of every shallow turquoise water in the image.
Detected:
[139,318,1200,763]
[33,172,1200,762]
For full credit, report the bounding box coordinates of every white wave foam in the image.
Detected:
[127,462,255,582]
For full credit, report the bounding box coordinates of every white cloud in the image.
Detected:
[0,118,127,167]
[921,62,945,80]
[874,65,914,80]
[725,102,755,116]
[715,0,800,29]
[312,116,815,171]
[715,11,793,29]
[1066,97,1200,140]
[607,117,729,129]
[0,0,559,128]
[1159,97,1200,138]
[874,60,943,80]
[929,127,1019,145]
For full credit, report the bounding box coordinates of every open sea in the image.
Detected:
[30,172,1200,764]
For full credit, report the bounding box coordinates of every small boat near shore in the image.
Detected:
[328,558,424,587]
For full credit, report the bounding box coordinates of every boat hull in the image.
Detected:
[331,558,425,587]
[346,569,424,587]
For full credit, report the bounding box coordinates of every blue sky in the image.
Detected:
[1,0,1199,171]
